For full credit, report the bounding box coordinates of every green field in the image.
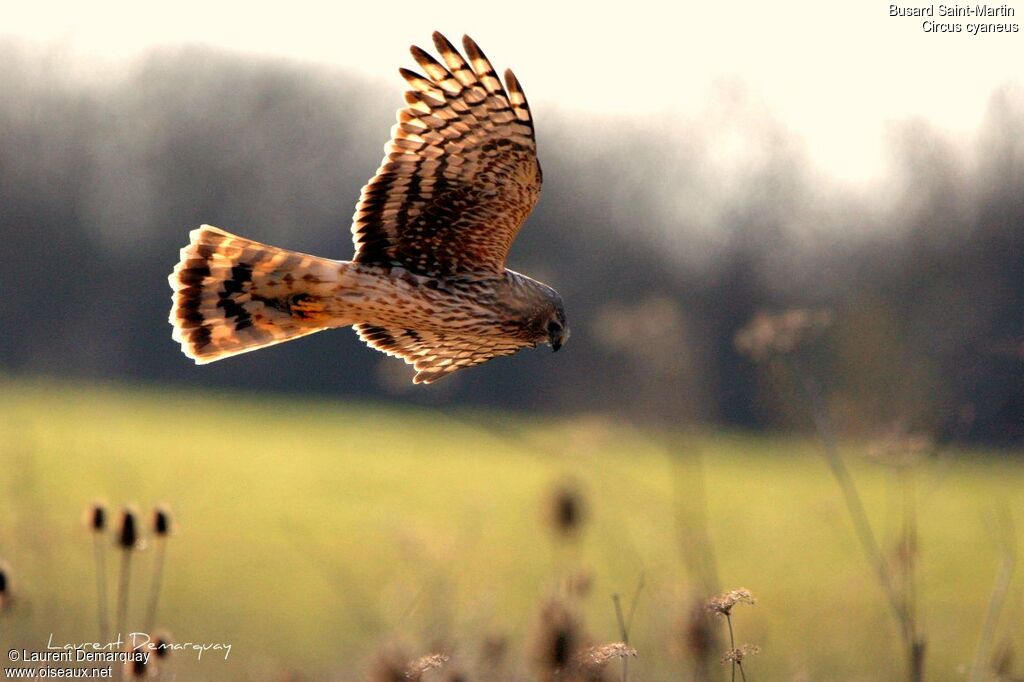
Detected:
[0,380,1021,680]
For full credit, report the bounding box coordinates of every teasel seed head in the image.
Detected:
[118,507,139,550]
[88,502,107,533]
[152,506,172,537]
[152,631,172,660]
[547,480,587,541]
[682,601,717,662]
[0,560,10,610]
[530,598,582,680]
[124,646,149,679]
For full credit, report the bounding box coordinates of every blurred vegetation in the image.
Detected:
[0,42,1020,444]
[0,379,1022,679]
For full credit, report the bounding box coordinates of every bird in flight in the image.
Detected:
[168,32,567,383]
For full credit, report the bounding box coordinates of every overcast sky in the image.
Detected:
[5,0,1022,182]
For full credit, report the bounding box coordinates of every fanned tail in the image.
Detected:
[168,225,340,363]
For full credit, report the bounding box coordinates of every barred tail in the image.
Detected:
[168,225,342,364]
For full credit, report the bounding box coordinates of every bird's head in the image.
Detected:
[504,272,570,352]
[543,295,569,352]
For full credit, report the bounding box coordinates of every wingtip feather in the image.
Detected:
[460,35,507,97]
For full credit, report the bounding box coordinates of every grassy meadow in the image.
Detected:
[0,378,1022,680]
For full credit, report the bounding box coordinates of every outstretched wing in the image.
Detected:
[356,324,531,384]
[351,32,541,278]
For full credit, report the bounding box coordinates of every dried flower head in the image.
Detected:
[118,507,138,550]
[405,653,449,679]
[530,598,583,679]
[88,502,107,533]
[546,480,587,540]
[721,644,761,664]
[706,589,756,616]
[152,506,172,537]
[735,309,832,361]
[866,423,935,468]
[576,642,637,668]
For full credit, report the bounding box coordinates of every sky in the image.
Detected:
[4,0,1023,182]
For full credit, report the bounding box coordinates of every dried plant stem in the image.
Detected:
[899,470,916,625]
[899,469,924,682]
[791,359,900,615]
[969,508,1016,682]
[145,538,167,633]
[670,442,721,596]
[724,614,746,682]
[726,614,735,682]
[611,577,644,682]
[613,595,628,682]
[669,442,724,682]
[93,535,109,643]
[115,550,132,681]
[787,356,922,681]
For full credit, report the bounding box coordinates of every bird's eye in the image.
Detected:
[547,320,562,336]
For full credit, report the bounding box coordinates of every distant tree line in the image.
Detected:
[0,43,1020,444]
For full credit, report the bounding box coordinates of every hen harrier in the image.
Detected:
[168,32,567,383]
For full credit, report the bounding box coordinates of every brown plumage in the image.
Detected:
[168,32,567,384]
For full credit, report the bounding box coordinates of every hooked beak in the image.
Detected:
[550,326,569,352]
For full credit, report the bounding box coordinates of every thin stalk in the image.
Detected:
[114,550,132,682]
[612,594,629,682]
[901,469,924,682]
[611,574,645,682]
[144,538,167,633]
[969,508,1016,682]
[789,357,905,622]
[669,442,721,682]
[93,535,109,644]
[725,614,747,682]
[726,613,735,682]
[900,470,916,632]
[787,355,920,680]
[670,442,721,596]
